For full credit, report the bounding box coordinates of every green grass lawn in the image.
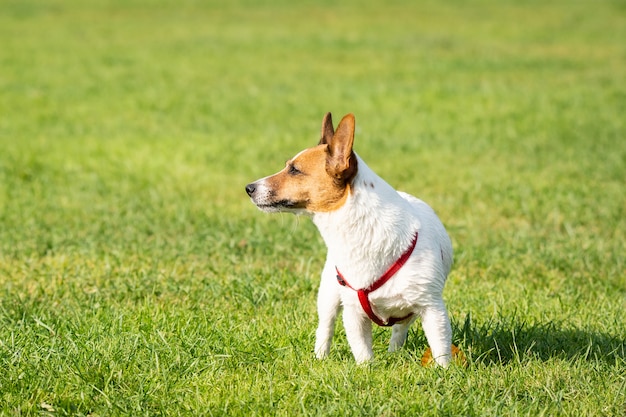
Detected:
[1,0,625,415]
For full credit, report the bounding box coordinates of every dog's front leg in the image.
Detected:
[314,263,341,359]
[342,307,373,363]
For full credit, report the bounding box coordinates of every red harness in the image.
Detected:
[335,232,418,327]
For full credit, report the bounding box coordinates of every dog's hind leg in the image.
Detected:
[420,302,452,367]
[314,261,342,359]
[388,316,418,352]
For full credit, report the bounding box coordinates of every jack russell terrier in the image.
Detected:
[246,113,459,366]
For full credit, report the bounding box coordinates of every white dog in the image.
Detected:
[246,113,457,366]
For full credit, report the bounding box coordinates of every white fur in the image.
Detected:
[311,154,453,366]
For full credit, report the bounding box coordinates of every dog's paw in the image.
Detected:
[315,351,328,360]
[353,349,374,364]
[314,342,331,360]
[421,344,466,367]
[354,356,374,365]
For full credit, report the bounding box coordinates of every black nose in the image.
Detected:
[245,183,256,197]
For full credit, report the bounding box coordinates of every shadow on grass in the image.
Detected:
[452,314,626,366]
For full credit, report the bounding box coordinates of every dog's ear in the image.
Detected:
[319,112,334,145]
[326,113,357,182]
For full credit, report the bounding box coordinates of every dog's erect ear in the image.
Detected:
[319,112,334,145]
[325,113,357,182]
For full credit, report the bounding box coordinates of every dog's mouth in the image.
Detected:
[255,199,304,212]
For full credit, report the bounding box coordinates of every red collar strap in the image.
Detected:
[336,232,418,327]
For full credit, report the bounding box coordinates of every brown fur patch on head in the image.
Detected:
[250,113,359,213]
[262,145,356,212]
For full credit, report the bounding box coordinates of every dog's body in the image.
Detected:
[246,113,454,366]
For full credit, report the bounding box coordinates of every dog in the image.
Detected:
[246,113,456,366]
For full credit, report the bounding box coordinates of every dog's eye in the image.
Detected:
[288,164,302,176]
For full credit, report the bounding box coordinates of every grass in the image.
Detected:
[1,0,625,415]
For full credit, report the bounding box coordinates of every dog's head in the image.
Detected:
[246,113,358,214]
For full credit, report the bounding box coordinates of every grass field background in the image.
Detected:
[1,0,625,415]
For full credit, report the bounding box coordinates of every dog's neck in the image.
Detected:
[312,155,418,288]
